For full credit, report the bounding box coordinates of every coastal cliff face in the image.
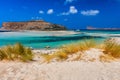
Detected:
[2,20,67,31]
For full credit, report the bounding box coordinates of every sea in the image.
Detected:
[0,30,120,49]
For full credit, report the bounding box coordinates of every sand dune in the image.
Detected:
[0,48,120,80]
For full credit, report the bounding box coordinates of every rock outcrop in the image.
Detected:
[2,20,67,31]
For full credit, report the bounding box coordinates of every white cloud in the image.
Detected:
[39,10,44,14]
[81,10,100,16]
[59,6,78,16]
[69,6,78,14]
[47,9,54,14]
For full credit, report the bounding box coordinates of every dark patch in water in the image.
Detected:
[1,36,104,44]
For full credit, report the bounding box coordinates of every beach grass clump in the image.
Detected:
[54,50,68,59]
[41,50,67,63]
[78,39,96,51]
[41,54,55,63]
[100,54,115,62]
[0,43,33,62]
[103,41,120,58]
[61,44,81,54]
[41,39,97,62]
[62,39,97,54]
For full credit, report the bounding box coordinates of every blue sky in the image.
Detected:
[0,0,120,29]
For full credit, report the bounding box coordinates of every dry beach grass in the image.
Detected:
[0,43,33,62]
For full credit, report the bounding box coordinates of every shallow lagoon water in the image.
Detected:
[0,30,120,49]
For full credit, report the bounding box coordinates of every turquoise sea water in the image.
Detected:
[0,30,120,49]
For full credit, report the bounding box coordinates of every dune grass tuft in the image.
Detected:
[61,44,81,54]
[103,41,120,58]
[54,50,68,60]
[41,54,55,63]
[61,39,97,54]
[78,39,97,51]
[0,43,33,62]
[41,50,68,63]
[100,55,115,62]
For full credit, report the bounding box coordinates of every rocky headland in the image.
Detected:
[1,20,67,31]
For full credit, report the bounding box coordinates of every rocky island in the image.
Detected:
[1,20,67,31]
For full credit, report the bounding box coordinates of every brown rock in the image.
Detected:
[2,20,67,31]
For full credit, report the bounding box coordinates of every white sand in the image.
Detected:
[0,61,120,80]
[32,49,58,54]
[0,48,120,80]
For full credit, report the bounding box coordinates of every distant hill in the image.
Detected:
[1,20,67,31]
[87,26,120,30]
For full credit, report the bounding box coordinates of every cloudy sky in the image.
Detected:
[0,0,120,29]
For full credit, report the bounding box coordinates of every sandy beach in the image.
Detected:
[0,59,120,80]
[0,43,120,80]
[0,37,120,80]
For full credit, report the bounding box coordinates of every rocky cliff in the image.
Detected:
[2,20,67,31]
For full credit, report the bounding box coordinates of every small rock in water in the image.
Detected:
[45,46,51,49]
